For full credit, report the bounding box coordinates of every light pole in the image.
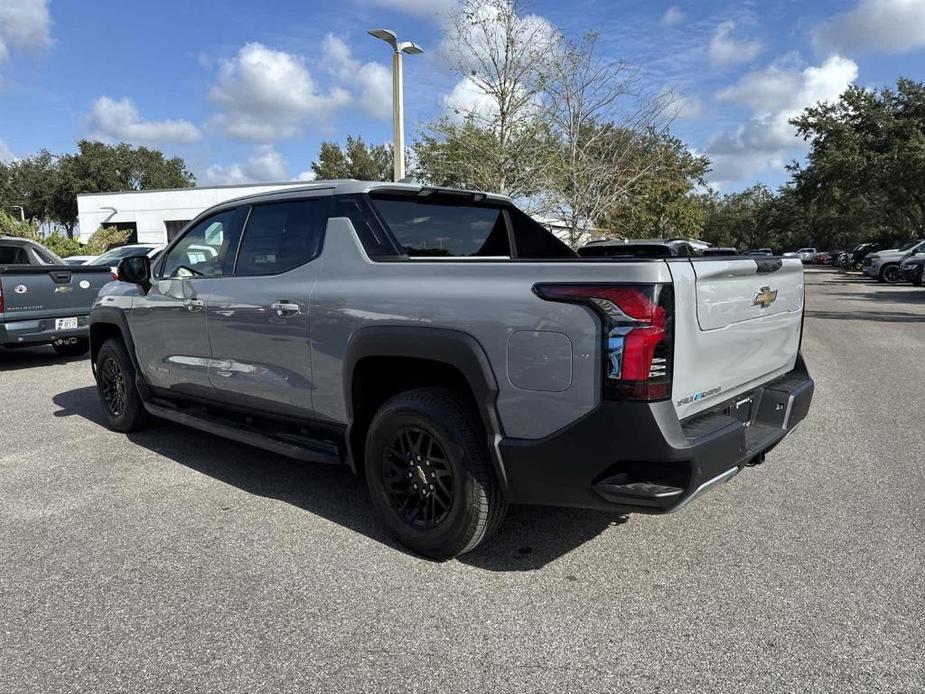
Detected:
[368,28,423,182]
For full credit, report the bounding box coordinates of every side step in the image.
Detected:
[143,401,341,465]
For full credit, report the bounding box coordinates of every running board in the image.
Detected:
[143,401,340,465]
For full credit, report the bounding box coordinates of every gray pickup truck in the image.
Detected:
[89,181,814,558]
[1,236,113,356]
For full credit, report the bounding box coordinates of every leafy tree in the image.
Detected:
[310,136,392,181]
[51,141,195,235]
[789,78,925,246]
[602,132,710,240]
[699,185,776,250]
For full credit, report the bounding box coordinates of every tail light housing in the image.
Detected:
[534,283,674,401]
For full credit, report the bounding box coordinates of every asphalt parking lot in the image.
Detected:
[1,268,923,693]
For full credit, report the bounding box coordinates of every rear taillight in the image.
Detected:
[534,283,674,401]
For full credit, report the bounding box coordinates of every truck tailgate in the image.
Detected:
[667,257,805,420]
[0,266,114,320]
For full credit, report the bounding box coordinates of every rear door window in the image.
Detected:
[234,198,329,275]
[369,197,511,257]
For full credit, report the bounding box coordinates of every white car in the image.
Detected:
[62,255,98,265]
[86,243,166,274]
[862,239,925,282]
[785,247,817,263]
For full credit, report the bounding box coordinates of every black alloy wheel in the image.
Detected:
[99,356,127,417]
[382,426,455,529]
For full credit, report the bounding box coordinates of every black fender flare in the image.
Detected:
[342,326,508,490]
[88,307,149,395]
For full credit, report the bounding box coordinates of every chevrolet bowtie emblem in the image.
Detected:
[753,286,778,308]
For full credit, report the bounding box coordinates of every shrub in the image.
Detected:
[85,226,131,255]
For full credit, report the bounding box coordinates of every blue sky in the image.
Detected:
[1,0,924,191]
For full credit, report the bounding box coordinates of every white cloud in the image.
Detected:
[209,43,350,141]
[202,146,291,185]
[442,77,499,121]
[87,96,201,145]
[673,93,704,120]
[321,35,392,120]
[0,138,13,162]
[707,55,858,185]
[296,169,317,182]
[709,21,763,67]
[660,6,685,27]
[814,0,925,55]
[0,0,52,79]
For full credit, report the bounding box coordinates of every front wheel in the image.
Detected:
[879,264,902,283]
[95,338,150,432]
[364,387,507,560]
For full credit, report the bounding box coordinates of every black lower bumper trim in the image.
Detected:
[499,355,814,513]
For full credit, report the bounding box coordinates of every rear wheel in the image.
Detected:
[364,387,507,560]
[52,337,89,357]
[879,264,902,283]
[95,338,150,432]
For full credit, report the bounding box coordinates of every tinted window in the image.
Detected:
[370,197,511,257]
[508,207,576,258]
[32,244,63,264]
[161,209,240,278]
[333,195,396,257]
[235,199,328,275]
[0,245,30,264]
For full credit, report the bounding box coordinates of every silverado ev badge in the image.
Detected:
[677,386,723,406]
[753,286,778,308]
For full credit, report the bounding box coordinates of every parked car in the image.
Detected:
[0,236,115,355]
[88,181,814,559]
[87,243,165,274]
[702,247,739,256]
[813,252,832,264]
[785,247,817,263]
[862,239,925,282]
[744,248,774,256]
[63,255,97,265]
[900,254,925,285]
[578,238,700,258]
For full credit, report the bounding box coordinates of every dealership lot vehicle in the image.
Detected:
[862,238,925,282]
[1,267,921,693]
[900,254,925,285]
[0,236,115,355]
[577,238,701,258]
[89,181,812,558]
[87,243,165,274]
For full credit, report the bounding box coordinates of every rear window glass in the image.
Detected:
[370,197,511,257]
[0,245,30,264]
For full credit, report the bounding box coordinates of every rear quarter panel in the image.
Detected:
[310,219,671,439]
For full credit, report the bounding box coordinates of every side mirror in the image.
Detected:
[117,255,151,286]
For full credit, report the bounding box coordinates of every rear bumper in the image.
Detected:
[0,315,89,347]
[499,354,814,513]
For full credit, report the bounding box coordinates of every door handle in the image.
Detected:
[184,298,205,312]
[270,300,301,318]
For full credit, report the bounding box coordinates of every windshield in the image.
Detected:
[897,239,923,251]
[90,246,155,265]
[32,243,64,264]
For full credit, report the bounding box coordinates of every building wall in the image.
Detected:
[76,182,313,244]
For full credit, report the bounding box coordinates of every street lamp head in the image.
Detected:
[368,28,398,49]
[399,41,423,55]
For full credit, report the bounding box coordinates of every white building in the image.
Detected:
[76,182,312,245]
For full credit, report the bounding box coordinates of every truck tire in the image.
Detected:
[364,387,507,560]
[879,264,901,283]
[95,338,150,433]
[53,337,89,357]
